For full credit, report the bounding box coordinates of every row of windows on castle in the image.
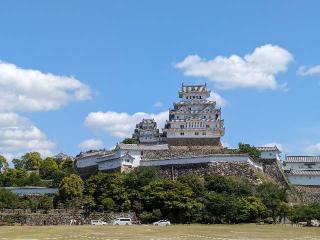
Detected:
[185,95,204,99]
[179,122,213,128]
[180,132,207,136]
[174,114,219,120]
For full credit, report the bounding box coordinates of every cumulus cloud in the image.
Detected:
[85,111,168,138]
[176,44,293,90]
[78,139,104,151]
[0,60,91,112]
[298,65,320,76]
[0,113,55,160]
[153,101,164,108]
[208,91,227,107]
[305,143,320,155]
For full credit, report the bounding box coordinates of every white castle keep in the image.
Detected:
[163,84,224,146]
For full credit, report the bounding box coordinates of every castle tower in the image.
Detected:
[163,83,225,146]
[132,119,161,144]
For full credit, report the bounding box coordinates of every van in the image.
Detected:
[112,218,132,225]
[91,220,107,225]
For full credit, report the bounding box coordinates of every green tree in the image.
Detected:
[39,157,59,179]
[38,196,53,213]
[85,172,130,211]
[142,179,202,223]
[59,157,76,174]
[12,158,25,170]
[0,189,18,209]
[256,182,287,223]
[238,143,261,161]
[101,197,115,212]
[22,152,42,170]
[59,174,84,202]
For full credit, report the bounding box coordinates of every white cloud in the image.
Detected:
[298,65,320,76]
[0,113,55,160]
[208,91,227,107]
[85,111,168,138]
[153,101,164,108]
[263,142,283,152]
[176,44,293,90]
[78,139,104,151]
[305,143,320,155]
[0,60,91,112]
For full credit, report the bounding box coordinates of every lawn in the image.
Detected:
[0,224,319,240]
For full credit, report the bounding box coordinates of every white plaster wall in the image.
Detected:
[288,175,320,186]
[141,155,251,167]
[260,151,280,160]
[98,159,122,171]
[285,162,320,170]
[76,156,99,168]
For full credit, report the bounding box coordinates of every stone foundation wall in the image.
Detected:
[0,209,136,225]
[259,159,289,187]
[294,185,320,204]
[156,162,262,184]
[166,138,222,146]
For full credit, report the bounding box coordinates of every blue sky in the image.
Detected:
[0,1,320,159]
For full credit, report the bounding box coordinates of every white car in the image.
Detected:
[112,218,132,225]
[153,220,171,226]
[91,220,107,225]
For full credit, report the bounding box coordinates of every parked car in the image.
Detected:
[112,218,132,225]
[91,220,107,225]
[153,220,171,226]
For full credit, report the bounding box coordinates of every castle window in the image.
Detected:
[206,125,210,128]
[180,132,184,136]
[195,132,199,135]
[180,125,184,129]
[199,96,202,99]
[202,132,206,135]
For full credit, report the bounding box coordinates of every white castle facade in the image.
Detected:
[75,83,284,178]
[163,84,224,146]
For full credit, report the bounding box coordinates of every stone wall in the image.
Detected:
[0,209,136,225]
[258,159,289,187]
[294,185,320,204]
[142,146,234,160]
[156,162,263,184]
[166,138,222,146]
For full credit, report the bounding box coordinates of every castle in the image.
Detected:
[76,84,281,180]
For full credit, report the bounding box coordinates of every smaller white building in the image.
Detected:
[256,146,281,160]
[284,156,320,186]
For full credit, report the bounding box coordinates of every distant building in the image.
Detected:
[132,119,161,144]
[284,156,320,185]
[53,152,73,162]
[256,146,281,161]
[2,187,58,196]
[163,84,224,146]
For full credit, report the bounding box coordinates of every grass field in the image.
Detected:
[0,224,319,240]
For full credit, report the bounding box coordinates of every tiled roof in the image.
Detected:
[287,170,320,176]
[116,143,169,151]
[180,84,208,93]
[76,149,114,159]
[175,100,214,105]
[257,146,280,152]
[286,156,320,163]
